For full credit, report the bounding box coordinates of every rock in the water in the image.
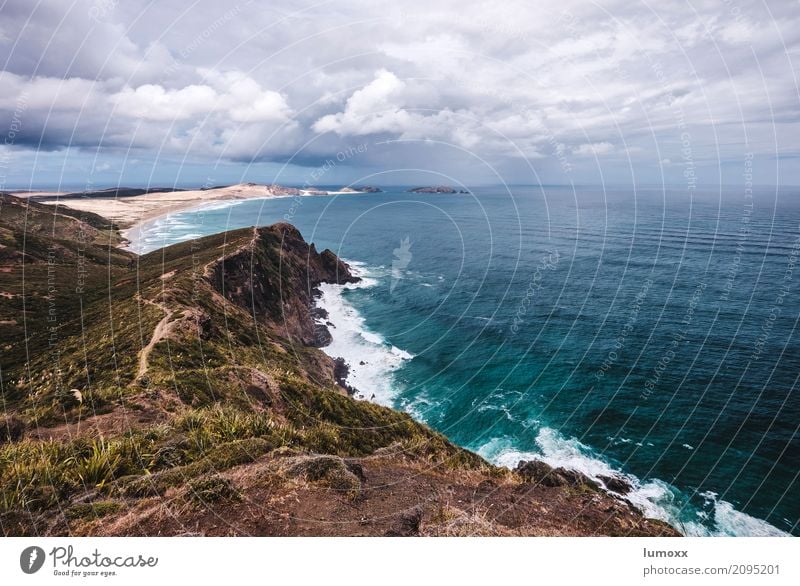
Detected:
[333,357,356,395]
[598,474,633,494]
[311,306,329,320]
[313,322,333,347]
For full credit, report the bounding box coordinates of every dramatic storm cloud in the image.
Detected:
[0,0,798,187]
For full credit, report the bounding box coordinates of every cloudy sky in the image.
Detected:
[0,0,798,188]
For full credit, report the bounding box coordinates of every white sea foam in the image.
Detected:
[314,262,413,405]
[703,495,788,536]
[475,428,789,537]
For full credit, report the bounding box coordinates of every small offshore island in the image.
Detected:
[407,185,470,194]
[0,192,677,536]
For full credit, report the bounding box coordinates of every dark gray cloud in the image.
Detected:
[1,0,798,186]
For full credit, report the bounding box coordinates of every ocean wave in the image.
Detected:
[314,262,413,404]
[474,428,788,537]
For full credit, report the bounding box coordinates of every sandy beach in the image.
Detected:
[29,184,309,230]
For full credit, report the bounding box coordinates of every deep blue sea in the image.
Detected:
[129,185,799,536]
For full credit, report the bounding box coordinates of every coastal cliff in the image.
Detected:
[210,223,358,346]
[0,194,677,537]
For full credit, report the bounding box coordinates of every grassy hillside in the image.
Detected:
[0,194,677,537]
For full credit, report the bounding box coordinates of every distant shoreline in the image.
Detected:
[21,183,467,253]
[21,183,377,246]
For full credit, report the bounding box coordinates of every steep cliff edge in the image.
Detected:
[210,223,358,346]
[0,195,678,537]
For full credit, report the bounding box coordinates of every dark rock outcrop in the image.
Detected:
[210,223,358,346]
[333,357,356,395]
[515,459,599,491]
[598,474,633,494]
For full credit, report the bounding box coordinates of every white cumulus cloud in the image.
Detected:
[313,70,410,136]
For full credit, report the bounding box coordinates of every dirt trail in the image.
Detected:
[138,228,258,379]
[137,300,174,380]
